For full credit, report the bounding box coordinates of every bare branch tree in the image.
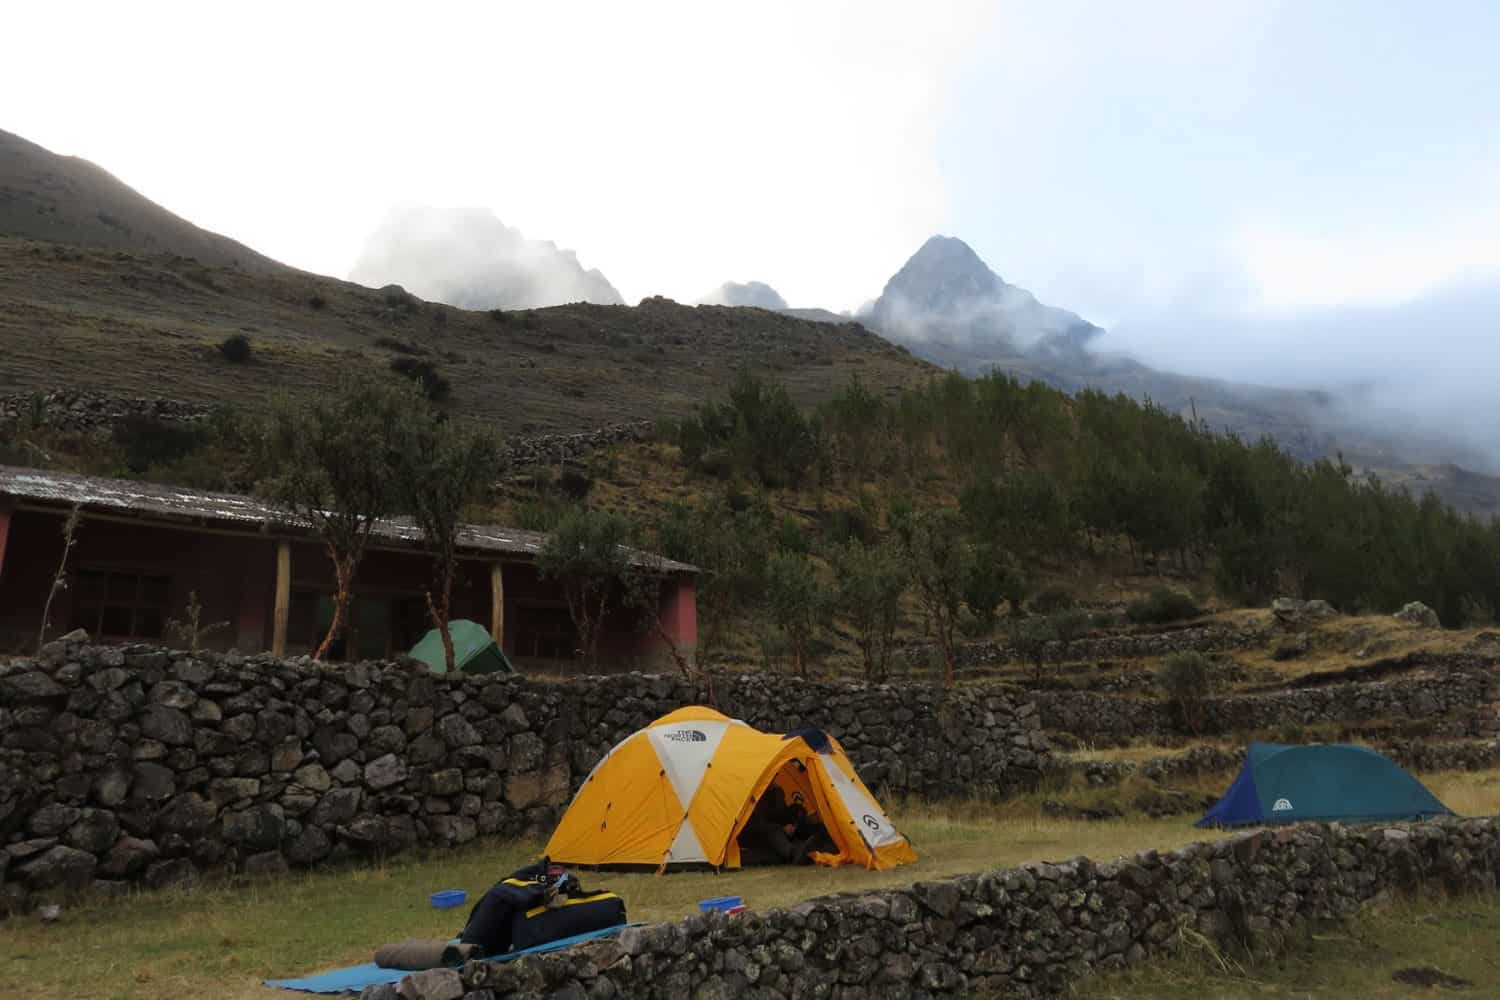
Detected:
[37,503,81,651]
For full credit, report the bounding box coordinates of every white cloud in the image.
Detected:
[1,0,992,310]
[1237,211,1500,311]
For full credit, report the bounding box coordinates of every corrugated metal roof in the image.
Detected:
[0,465,696,574]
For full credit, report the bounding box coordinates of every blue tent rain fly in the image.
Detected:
[1197,743,1453,829]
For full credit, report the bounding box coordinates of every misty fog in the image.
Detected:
[1109,280,1500,473]
[348,204,623,310]
[698,281,789,310]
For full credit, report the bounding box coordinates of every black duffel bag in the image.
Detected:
[510,889,627,951]
[459,858,626,956]
[458,876,548,956]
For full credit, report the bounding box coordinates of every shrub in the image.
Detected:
[776,516,809,554]
[1271,633,1309,660]
[218,333,252,363]
[556,467,594,501]
[1051,607,1093,644]
[375,336,423,355]
[112,415,205,474]
[1155,651,1225,733]
[821,505,875,546]
[1029,584,1076,615]
[307,294,327,310]
[1461,594,1496,628]
[389,357,451,401]
[1126,587,1202,625]
[489,308,510,323]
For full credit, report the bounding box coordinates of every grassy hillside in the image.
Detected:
[0,237,933,434]
[0,129,282,273]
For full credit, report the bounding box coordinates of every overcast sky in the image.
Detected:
[5,1,1498,387]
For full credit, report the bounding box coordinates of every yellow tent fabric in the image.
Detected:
[545,706,917,871]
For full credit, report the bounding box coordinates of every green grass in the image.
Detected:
[1075,894,1500,999]
[3,772,1500,1000]
[0,237,933,438]
[0,806,1223,1000]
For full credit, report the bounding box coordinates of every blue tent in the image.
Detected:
[1196,742,1453,829]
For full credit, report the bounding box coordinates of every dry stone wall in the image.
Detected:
[897,624,1270,672]
[1033,656,1500,745]
[499,422,653,469]
[372,817,1500,1000]
[0,639,1049,915]
[0,389,211,433]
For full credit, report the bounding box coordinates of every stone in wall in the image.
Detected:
[383,817,1500,999]
[1032,653,1500,745]
[0,639,1050,914]
[0,390,211,434]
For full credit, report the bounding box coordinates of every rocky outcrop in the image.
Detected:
[1271,598,1337,631]
[0,639,1049,914]
[1395,602,1442,629]
[374,817,1500,999]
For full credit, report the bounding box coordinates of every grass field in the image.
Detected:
[5,769,1500,1000]
[0,237,934,438]
[1077,894,1500,999]
[0,807,1223,1000]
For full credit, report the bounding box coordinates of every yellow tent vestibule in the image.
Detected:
[545,706,917,871]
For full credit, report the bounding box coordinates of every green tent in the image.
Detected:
[408,619,515,675]
[1197,743,1453,828]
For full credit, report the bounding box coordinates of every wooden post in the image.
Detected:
[0,505,11,584]
[272,540,291,657]
[490,562,505,647]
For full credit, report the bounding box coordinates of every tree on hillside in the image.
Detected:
[654,496,773,659]
[1008,615,1055,685]
[961,544,1027,637]
[392,413,501,672]
[895,507,974,688]
[764,550,829,676]
[830,538,908,680]
[538,508,635,667]
[1156,651,1225,734]
[258,376,418,660]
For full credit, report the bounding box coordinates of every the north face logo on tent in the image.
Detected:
[661,729,707,743]
[1272,798,1294,812]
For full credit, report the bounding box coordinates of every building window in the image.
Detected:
[69,569,171,639]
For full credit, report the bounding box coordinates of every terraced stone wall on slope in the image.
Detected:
[0,639,1050,915]
[374,818,1500,1000]
[1033,656,1500,745]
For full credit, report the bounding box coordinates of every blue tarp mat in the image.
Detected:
[264,924,636,995]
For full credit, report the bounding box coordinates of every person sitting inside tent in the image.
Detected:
[737,787,836,866]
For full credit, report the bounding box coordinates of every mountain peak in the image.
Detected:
[865,234,1099,355]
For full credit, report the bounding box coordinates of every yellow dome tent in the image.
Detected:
[545,706,916,871]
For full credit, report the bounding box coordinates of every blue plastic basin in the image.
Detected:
[698,896,742,913]
[431,890,467,909]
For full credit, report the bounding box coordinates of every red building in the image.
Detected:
[0,465,697,667]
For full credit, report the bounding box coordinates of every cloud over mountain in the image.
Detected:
[698,280,789,310]
[349,204,623,309]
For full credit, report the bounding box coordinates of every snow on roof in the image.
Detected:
[0,465,696,573]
